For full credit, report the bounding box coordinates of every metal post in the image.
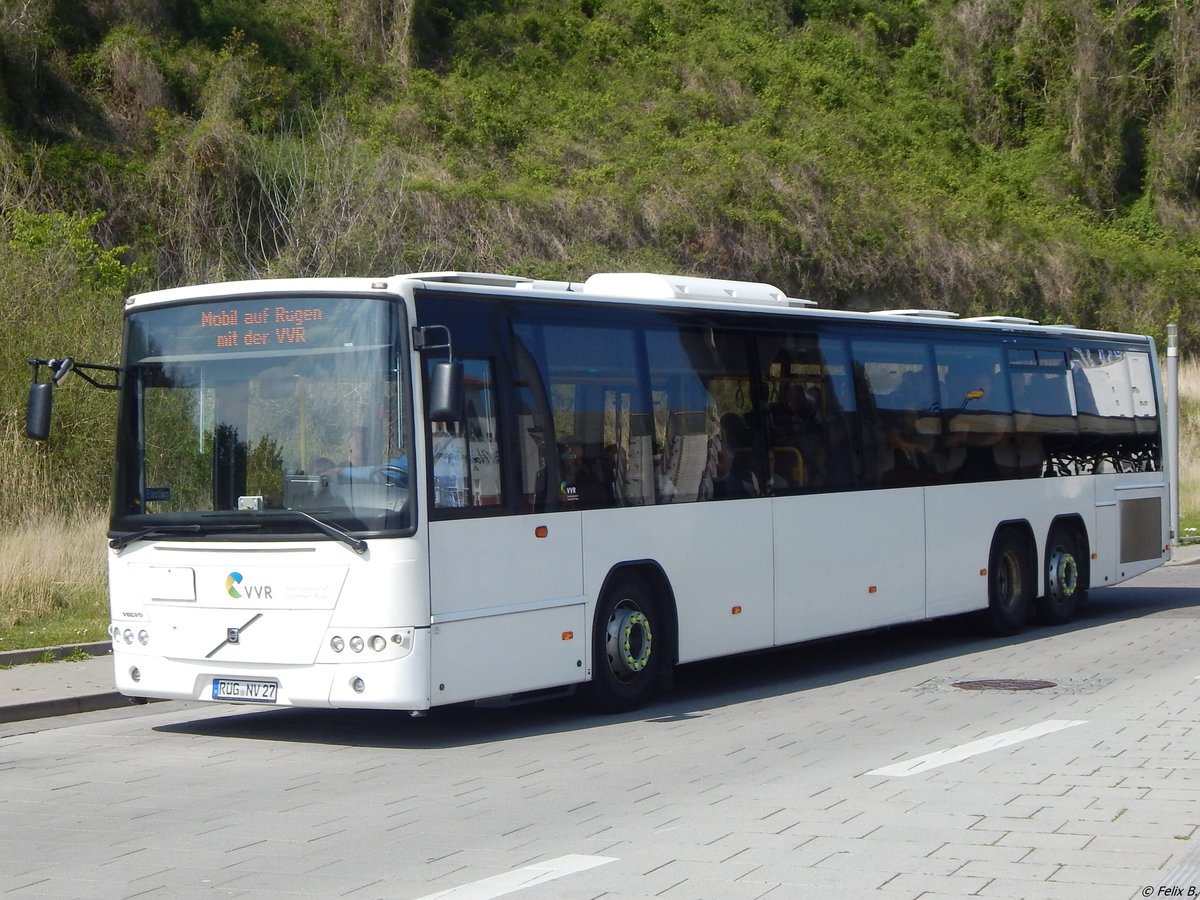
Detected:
[1167,323,1179,553]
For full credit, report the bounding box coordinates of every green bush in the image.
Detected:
[0,210,135,517]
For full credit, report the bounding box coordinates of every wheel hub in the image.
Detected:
[606,605,652,680]
[1049,549,1078,600]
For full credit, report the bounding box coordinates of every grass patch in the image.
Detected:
[1179,509,1200,545]
[0,510,110,653]
[1177,359,1200,542]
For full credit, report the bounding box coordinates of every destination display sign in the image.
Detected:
[126,296,393,362]
[199,304,326,350]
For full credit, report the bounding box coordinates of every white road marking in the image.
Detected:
[416,854,617,900]
[868,719,1087,777]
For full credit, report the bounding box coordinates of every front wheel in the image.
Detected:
[983,529,1032,636]
[587,573,661,713]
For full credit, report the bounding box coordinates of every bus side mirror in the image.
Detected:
[26,381,53,441]
[428,360,463,423]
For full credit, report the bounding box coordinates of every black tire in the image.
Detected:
[587,572,661,713]
[983,529,1032,636]
[1036,526,1087,625]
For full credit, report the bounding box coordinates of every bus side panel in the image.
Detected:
[429,603,588,705]
[1092,476,1119,588]
[925,477,1100,619]
[773,488,926,645]
[923,481,1033,620]
[427,515,586,705]
[1095,472,1170,586]
[428,515,583,617]
[581,503,775,665]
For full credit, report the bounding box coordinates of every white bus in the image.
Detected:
[28,271,1171,713]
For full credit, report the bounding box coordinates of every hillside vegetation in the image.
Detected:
[2,0,1199,520]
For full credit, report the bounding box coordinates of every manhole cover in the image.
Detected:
[952,679,1057,692]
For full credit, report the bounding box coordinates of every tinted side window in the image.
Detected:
[428,358,504,512]
[1009,349,1075,425]
[644,326,721,503]
[758,331,858,492]
[852,340,941,488]
[513,318,645,510]
[1071,347,1136,436]
[1127,350,1158,437]
[414,295,510,520]
[934,343,1016,482]
[1007,348,1075,478]
[646,326,762,502]
[1068,345,1160,473]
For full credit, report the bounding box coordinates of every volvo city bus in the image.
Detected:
[27,271,1170,712]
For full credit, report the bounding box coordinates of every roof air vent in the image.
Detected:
[582,273,816,308]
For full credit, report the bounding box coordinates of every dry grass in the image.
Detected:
[1176,359,1200,531]
[0,509,109,650]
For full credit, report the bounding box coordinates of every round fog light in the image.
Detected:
[130,667,141,683]
[351,677,365,694]
[349,636,365,653]
[330,636,344,653]
[369,635,386,652]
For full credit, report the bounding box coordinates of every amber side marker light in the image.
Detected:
[535,525,549,538]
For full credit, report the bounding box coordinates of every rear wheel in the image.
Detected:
[587,572,660,713]
[983,529,1032,636]
[1036,526,1087,625]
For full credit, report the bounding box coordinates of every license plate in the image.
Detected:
[212,678,278,703]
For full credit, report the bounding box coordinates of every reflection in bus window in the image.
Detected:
[757,332,857,492]
[645,327,720,503]
[1127,351,1158,436]
[853,340,941,488]
[1008,348,1074,477]
[427,358,503,512]
[1066,347,1160,473]
[513,319,644,510]
[935,343,1015,482]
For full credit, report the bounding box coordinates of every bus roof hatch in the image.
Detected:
[582,272,816,308]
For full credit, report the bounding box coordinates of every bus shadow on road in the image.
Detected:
[154,580,1200,750]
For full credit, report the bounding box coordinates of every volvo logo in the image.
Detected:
[206,613,263,659]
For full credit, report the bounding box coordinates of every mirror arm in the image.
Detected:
[27,357,121,391]
[25,357,122,441]
[412,326,464,423]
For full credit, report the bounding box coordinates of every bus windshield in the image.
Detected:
[111,295,413,537]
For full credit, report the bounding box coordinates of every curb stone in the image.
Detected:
[0,640,112,668]
[0,691,136,725]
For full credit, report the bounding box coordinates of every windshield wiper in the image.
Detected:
[257,510,368,554]
[109,512,367,554]
[109,523,260,550]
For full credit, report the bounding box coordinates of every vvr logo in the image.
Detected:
[225,572,272,600]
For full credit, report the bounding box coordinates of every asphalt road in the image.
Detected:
[2,562,1199,900]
